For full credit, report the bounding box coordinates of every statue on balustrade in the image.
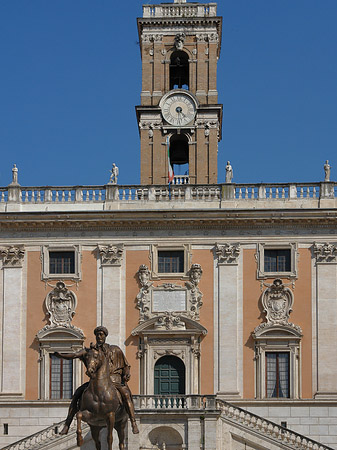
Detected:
[225,160,233,183]
[54,326,139,449]
[109,163,119,184]
[324,160,331,182]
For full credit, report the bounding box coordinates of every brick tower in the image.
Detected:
[136,0,223,185]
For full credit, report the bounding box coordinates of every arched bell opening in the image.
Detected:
[170,51,189,90]
[169,134,189,182]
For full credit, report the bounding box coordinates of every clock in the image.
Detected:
[161,92,196,126]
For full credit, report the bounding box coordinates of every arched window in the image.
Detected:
[154,356,185,395]
[170,51,189,90]
[170,134,189,182]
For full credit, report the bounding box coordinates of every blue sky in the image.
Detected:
[0,0,336,186]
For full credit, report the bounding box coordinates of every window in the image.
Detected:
[264,250,291,273]
[37,327,84,400]
[266,352,289,398]
[41,245,81,280]
[158,251,184,273]
[257,243,298,278]
[50,355,73,399]
[49,251,75,274]
[151,244,191,278]
[170,51,189,90]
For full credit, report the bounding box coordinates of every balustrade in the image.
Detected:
[0,182,334,209]
[143,3,217,18]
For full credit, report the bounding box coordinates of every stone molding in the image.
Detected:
[98,244,124,266]
[214,243,240,265]
[136,263,203,325]
[0,246,25,267]
[313,242,337,263]
[254,279,302,336]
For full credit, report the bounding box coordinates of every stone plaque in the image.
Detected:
[152,290,186,312]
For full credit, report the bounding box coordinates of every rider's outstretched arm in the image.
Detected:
[54,349,86,360]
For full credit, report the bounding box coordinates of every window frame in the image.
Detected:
[41,245,81,280]
[37,328,84,400]
[254,334,301,400]
[257,243,298,279]
[151,244,191,279]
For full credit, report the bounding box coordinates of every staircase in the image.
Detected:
[2,399,335,450]
[1,421,89,450]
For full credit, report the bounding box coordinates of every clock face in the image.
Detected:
[161,93,196,126]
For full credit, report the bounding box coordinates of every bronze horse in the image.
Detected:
[76,345,128,450]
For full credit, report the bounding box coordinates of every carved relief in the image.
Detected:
[208,32,219,42]
[142,34,163,43]
[155,312,185,330]
[313,243,337,263]
[254,279,302,335]
[136,264,203,324]
[0,246,25,267]
[98,244,124,266]
[196,33,208,42]
[174,32,186,50]
[42,281,82,332]
[154,349,184,360]
[195,119,218,128]
[215,243,240,265]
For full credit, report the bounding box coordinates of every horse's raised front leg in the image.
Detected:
[90,425,102,450]
[106,411,115,450]
[115,417,128,450]
[76,411,84,447]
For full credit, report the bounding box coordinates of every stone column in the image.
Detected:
[314,243,337,397]
[215,243,242,398]
[97,245,125,349]
[0,246,25,394]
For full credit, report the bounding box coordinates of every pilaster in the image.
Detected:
[314,243,337,398]
[0,246,25,395]
[97,244,125,350]
[214,243,242,398]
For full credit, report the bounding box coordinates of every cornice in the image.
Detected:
[0,209,336,232]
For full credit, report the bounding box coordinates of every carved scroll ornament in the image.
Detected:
[254,279,302,335]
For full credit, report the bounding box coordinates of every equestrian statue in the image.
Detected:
[54,326,139,449]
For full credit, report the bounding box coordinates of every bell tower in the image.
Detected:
[136,0,223,185]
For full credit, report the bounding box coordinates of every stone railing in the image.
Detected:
[143,3,217,19]
[173,175,189,185]
[0,420,88,450]
[218,400,334,450]
[134,394,217,410]
[1,182,336,209]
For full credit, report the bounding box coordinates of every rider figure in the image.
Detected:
[54,326,139,435]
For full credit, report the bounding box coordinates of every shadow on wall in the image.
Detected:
[146,426,184,449]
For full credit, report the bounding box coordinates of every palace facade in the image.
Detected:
[0,1,337,449]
